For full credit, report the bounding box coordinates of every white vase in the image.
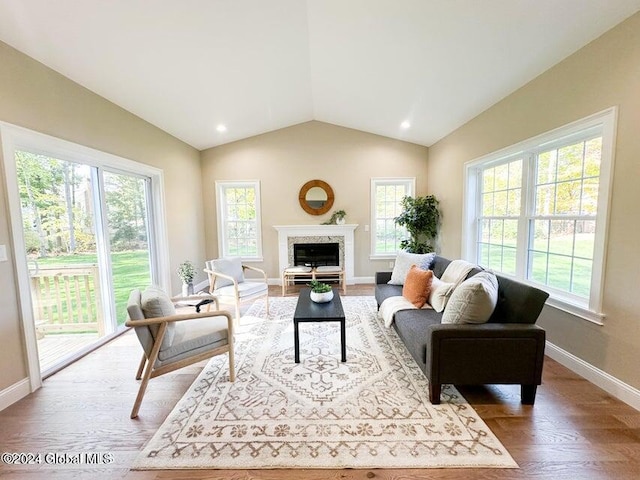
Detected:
[336,217,345,225]
[310,289,334,303]
[181,282,194,297]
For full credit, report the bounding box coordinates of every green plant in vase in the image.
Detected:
[177,260,196,296]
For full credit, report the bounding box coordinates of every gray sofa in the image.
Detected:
[375,255,549,405]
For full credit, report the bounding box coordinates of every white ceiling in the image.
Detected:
[1,0,639,150]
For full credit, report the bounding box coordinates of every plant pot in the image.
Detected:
[336,217,345,225]
[310,289,334,303]
[182,282,194,297]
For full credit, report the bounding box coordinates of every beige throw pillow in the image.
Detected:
[428,276,456,313]
[441,271,498,324]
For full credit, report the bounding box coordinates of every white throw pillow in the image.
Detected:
[210,257,244,288]
[388,251,435,285]
[141,286,177,348]
[141,286,176,318]
[428,276,456,313]
[441,271,498,324]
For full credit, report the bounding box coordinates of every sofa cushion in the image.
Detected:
[442,271,498,324]
[393,309,442,365]
[402,265,433,308]
[375,283,403,307]
[428,276,456,313]
[388,251,435,285]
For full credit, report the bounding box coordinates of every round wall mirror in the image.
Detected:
[299,179,334,215]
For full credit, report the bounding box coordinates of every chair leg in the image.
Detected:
[265,293,270,315]
[234,302,241,328]
[228,348,236,382]
[131,356,156,419]
[131,324,166,419]
[135,353,147,380]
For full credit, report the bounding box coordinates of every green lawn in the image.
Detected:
[480,233,594,297]
[36,250,151,326]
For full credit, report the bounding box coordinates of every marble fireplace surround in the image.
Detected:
[274,224,358,284]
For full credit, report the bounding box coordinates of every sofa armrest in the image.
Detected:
[375,271,392,284]
[426,323,546,395]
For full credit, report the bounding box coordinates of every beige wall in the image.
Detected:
[201,121,429,279]
[0,41,205,391]
[427,13,640,389]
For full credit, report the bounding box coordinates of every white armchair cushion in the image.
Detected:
[209,257,245,288]
[158,315,230,363]
[216,281,268,299]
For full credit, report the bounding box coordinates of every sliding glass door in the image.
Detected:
[103,170,153,325]
[15,150,155,375]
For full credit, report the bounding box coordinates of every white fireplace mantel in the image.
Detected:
[273,224,358,284]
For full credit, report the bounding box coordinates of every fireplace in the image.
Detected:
[294,242,340,267]
[274,224,358,285]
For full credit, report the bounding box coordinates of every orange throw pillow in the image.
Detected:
[402,265,434,308]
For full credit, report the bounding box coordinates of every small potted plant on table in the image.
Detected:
[309,280,334,303]
[177,260,196,297]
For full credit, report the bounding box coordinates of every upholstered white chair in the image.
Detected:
[204,257,269,325]
[125,286,235,419]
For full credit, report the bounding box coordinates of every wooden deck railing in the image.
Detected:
[29,264,104,337]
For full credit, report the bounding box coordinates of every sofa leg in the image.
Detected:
[429,383,441,405]
[521,384,537,405]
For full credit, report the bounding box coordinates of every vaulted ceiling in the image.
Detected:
[1,1,639,150]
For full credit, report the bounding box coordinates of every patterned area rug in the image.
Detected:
[133,296,517,469]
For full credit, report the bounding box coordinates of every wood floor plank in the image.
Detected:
[1,285,639,479]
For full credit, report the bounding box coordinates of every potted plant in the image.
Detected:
[394,195,440,253]
[177,260,196,296]
[322,209,347,225]
[308,280,334,303]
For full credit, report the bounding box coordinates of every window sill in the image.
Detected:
[545,296,605,326]
[239,257,264,263]
[369,254,396,261]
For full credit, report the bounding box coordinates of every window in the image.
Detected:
[464,108,616,323]
[216,181,262,260]
[371,178,415,257]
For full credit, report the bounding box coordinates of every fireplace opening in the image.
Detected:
[294,242,339,268]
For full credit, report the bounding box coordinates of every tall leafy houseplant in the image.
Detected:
[394,195,440,253]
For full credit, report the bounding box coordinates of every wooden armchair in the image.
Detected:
[125,287,235,419]
[204,257,269,325]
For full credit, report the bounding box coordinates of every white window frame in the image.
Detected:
[370,177,416,259]
[463,107,617,325]
[215,180,263,261]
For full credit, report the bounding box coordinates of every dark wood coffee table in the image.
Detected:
[293,287,346,363]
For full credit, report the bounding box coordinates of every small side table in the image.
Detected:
[293,287,346,363]
[282,266,314,296]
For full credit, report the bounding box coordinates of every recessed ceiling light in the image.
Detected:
[400,121,411,129]
[216,124,227,133]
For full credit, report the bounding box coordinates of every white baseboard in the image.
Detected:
[268,277,375,286]
[546,341,640,411]
[0,378,31,411]
[194,279,210,292]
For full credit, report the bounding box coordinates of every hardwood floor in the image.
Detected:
[1,285,640,479]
